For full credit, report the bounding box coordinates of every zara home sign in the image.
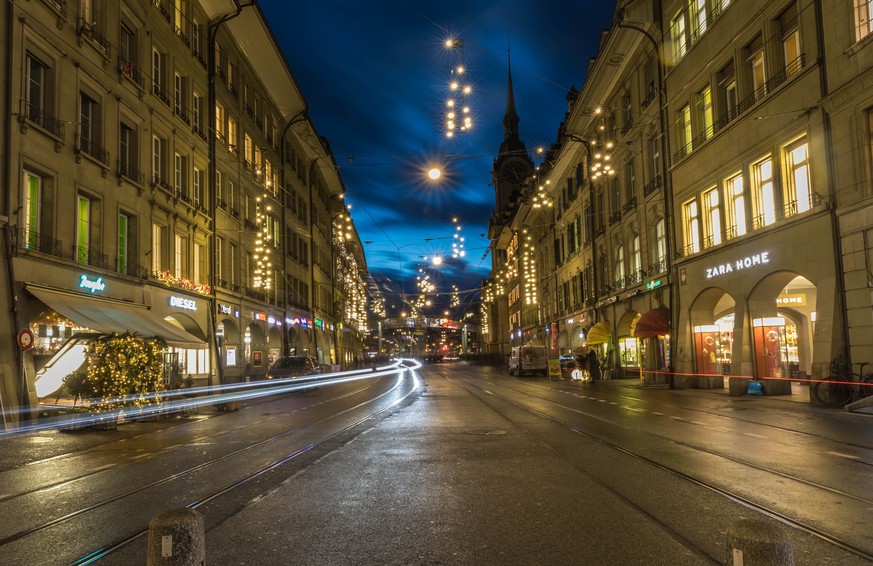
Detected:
[706,251,771,279]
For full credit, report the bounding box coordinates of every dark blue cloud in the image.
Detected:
[259,0,615,315]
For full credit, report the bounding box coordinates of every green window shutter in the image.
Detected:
[77,196,89,263]
[117,214,128,273]
[25,173,40,248]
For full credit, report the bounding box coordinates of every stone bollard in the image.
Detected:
[147,507,205,566]
[725,518,793,565]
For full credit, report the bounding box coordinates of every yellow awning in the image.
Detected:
[585,321,611,345]
[27,285,206,349]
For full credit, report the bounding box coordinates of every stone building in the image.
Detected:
[0,0,367,416]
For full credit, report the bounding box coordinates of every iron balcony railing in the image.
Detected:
[16,228,63,257]
[19,100,65,140]
[77,134,110,165]
[118,160,144,185]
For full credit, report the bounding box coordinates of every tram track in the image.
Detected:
[0,364,423,565]
[437,365,873,563]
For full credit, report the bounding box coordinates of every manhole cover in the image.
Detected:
[465,429,506,436]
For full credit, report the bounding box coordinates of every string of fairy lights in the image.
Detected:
[443,38,473,138]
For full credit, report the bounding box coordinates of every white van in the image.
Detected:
[508,345,548,376]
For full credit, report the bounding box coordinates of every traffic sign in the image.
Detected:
[17,329,34,350]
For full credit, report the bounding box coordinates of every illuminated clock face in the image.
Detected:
[501,160,529,184]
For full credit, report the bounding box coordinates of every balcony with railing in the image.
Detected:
[77,19,111,59]
[193,124,207,141]
[608,211,622,226]
[40,0,67,19]
[152,174,173,193]
[174,25,190,47]
[77,134,110,166]
[643,174,662,197]
[74,245,109,269]
[152,82,171,106]
[19,100,65,142]
[118,57,145,90]
[641,84,656,109]
[244,218,258,231]
[622,196,637,213]
[15,229,63,258]
[117,261,149,279]
[118,160,144,186]
[647,258,667,275]
[173,102,190,125]
[152,0,171,23]
[193,50,206,69]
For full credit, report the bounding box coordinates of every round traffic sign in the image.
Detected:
[17,329,34,350]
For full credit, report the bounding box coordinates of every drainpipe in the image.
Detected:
[812,0,850,369]
[207,0,253,387]
[4,2,26,417]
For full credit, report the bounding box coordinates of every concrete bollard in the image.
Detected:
[725,518,793,565]
[147,507,205,566]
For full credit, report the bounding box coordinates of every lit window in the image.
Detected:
[725,173,747,237]
[753,157,777,227]
[654,219,667,268]
[855,0,873,41]
[703,187,722,247]
[785,138,811,214]
[698,86,713,141]
[671,11,688,62]
[684,199,700,253]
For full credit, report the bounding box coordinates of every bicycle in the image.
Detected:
[812,361,873,407]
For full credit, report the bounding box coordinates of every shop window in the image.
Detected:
[683,199,701,254]
[694,314,734,375]
[619,337,639,367]
[855,0,873,41]
[784,138,811,215]
[753,317,792,378]
[752,156,777,228]
[725,172,747,238]
[703,187,722,247]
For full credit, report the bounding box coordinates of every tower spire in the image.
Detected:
[503,49,520,142]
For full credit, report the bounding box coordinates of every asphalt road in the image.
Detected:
[1,361,871,565]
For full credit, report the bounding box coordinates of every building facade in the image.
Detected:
[485,0,865,393]
[0,0,368,417]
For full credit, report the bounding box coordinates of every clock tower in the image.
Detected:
[492,55,533,217]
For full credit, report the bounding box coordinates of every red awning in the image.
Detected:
[634,307,670,338]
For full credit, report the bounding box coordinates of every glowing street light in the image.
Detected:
[428,167,442,180]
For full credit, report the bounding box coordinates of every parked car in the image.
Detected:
[265,356,322,380]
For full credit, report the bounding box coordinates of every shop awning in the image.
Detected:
[617,311,641,337]
[634,307,671,338]
[585,321,611,345]
[27,285,207,349]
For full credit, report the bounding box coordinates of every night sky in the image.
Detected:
[258,1,616,316]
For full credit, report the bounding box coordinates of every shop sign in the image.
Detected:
[78,274,106,294]
[315,318,324,329]
[267,316,276,325]
[645,279,663,291]
[218,303,238,317]
[169,296,197,311]
[254,312,267,322]
[705,251,771,279]
[777,293,806,306]
[286,317,311,328]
